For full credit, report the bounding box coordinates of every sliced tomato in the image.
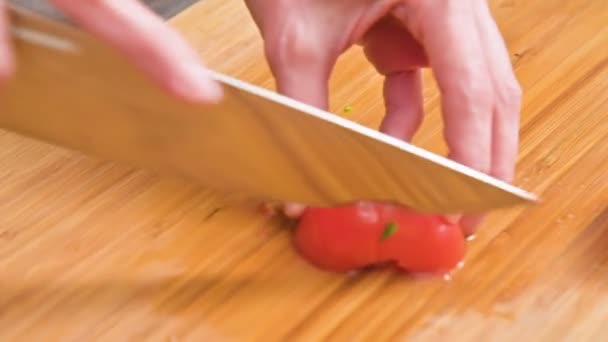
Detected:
[293,201,466,274]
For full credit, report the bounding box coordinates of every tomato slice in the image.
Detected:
[293,201,466,274]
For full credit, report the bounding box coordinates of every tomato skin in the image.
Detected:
[293,201,466,274]
[293,202,381,271]
[377,210,466,273]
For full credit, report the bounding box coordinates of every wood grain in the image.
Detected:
[0,0,607,341]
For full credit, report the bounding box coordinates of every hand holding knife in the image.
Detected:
[0,3,538,231]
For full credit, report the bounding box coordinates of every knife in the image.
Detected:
[0,4,538,214]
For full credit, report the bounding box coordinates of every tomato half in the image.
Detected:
[293,201,466,274]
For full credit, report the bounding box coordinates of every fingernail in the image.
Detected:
[461,215,485,236]
[283,203,307,218]
[443,214,462,224]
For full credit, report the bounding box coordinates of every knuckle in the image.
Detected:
[263,25,333,74]
[505,79,523,100]
[442,74,494,110]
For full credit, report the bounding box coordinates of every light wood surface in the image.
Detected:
[0,0,607,340]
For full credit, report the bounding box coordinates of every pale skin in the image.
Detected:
[0,0,522,236]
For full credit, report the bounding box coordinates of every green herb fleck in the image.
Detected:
[381,222,398,241]
[343,105,352,113]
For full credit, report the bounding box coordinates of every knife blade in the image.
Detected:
[0,4,538,214]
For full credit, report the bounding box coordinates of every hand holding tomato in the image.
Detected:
[246,0,522,235]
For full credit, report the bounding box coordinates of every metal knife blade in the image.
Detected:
[0,5,538,214]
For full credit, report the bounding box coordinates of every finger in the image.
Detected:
[476,0,522,183]
[360,18,427,140]
[459,2,522,235]
[50,0,222,104]
[282,203,307,219]
[395,1,493,173]
[269,51,331,219]
[379,70,424,142]
[459,215,482,236]
[395,2,494,235]
[0,0,15,85]
[380,69,460,227]
[268,53,332,110]
[265,44,335,219]
[361,16,428,74]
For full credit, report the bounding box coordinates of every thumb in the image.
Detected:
[0,0,15,86]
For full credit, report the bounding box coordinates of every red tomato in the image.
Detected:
[293,201,466,274]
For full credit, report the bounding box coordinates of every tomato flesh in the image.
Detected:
[293,201,466,274]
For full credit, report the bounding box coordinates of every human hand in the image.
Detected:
[246,0,522,236]
[0,0,223,103]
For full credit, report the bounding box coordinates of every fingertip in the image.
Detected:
[170,62,224,104]
[282,203,307,219]
[460,214,485,237]
[50,0,223,105]
[379,70,424,142]
[203,79,224,103]
[442,214,462,225]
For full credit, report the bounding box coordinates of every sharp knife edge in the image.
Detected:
[208,70,539,203]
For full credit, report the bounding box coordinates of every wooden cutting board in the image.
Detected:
[0,0,607,341]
